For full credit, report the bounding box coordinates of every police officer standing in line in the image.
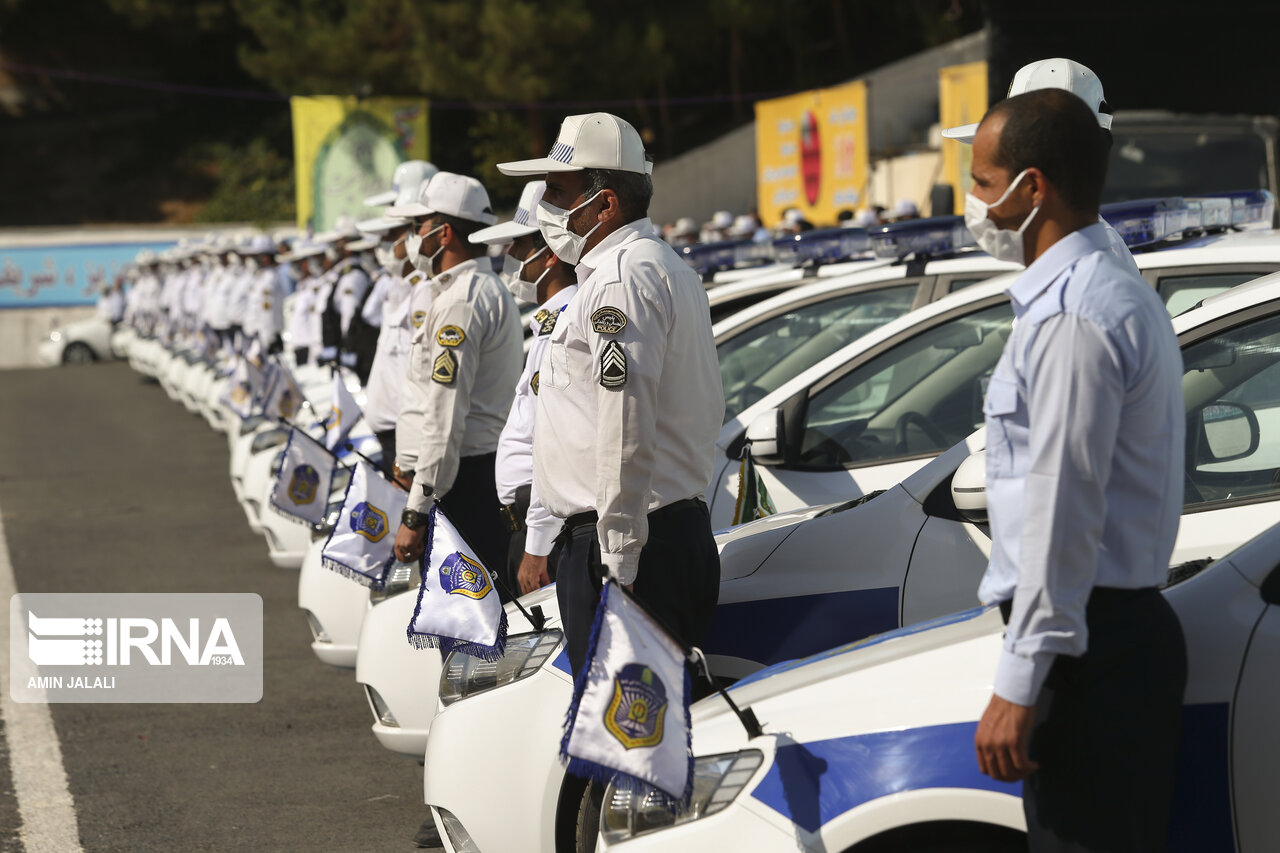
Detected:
[497,113,724,674]
[966,90,1186,852]
[390,173,523,578]
[241,235,286,354]
[315,217,366,366]
[284,243,325,367]
[468,180,579,595]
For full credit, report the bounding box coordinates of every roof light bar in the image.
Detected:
[771,227,872,266]
[868,215,975,260]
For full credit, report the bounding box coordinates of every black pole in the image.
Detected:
[342,442,405,491]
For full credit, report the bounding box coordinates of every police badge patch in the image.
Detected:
[600,340,627,388]
[433,349,457,385]
[288,464,320,506]
[349,501,390,543]
[439,552,493,600]
[591,306,628,335]
[604,663,668,750]
[436,325,466,347]
[411,310,426,329]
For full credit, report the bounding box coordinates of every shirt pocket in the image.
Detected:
[543,337,572,390]
[982,374,1025,479]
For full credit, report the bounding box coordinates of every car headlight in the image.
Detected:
[369,561,418,602]
[48,330,63,343]
[311,496,346,540]
[250,427,288,454]
[239,414,267,435]
[601,750,764,843]
[439,630,563,707]
[270,449,286,475]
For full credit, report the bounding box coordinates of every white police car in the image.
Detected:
[37,316,116,365]
[598,518,1280,852]
[417,259,1280,853]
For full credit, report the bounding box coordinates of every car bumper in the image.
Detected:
[356,591,442,756]
[298,542,369,669]
[37,339,64,366]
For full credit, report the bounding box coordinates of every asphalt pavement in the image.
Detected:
[0,362,434,852]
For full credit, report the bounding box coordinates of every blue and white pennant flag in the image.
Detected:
[221,356,266,420]
[406,504,507,661]
[261,359,307,423]
[269,427,337,527]
[321,370,363,451]
[321,462,407,588]
[560,582,693,808]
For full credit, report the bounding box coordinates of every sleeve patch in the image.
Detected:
[591,306,628,335]
[537,309,560,336]
[530,371,540,395]
[599,340,627,388]
[432,349,457,384]
[411,310,426,329]
[436,325,466,346]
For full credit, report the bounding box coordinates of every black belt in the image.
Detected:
[499,484,532,533]
[562,497,706,536]
[998,585,1159,625]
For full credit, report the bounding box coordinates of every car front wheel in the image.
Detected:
[62,342,97,365]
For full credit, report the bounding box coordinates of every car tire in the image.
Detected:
[574,780,604,853]
[62,342,96,365]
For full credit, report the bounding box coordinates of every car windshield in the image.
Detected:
[717,284,918,422]
[797,301,1014,468]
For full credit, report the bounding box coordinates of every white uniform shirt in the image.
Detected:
[204,267,233,330]
[242,267,285,345]
[226,266,255,327]
[310,268,340,359]
[286,276,317,349]
[335,263,372,335]
[395,258,522,511]
[495,285,578,556]
[361,271,395,329]
[532,219,724,584]
[363,270,426,433]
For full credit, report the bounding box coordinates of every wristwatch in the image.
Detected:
[401,508,429,530]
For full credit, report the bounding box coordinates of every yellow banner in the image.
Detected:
[755,80,869,228]
[290,96,429,231]
[938,62,988,214]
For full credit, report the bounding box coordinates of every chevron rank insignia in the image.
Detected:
[538,309,559,336]
[591,306,627,335]
[432,349,457,385]
[600,340,627,388]
[436,325,466,347]
[530,371,540,395]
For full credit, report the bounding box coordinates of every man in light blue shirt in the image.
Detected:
[969,89,1187,852]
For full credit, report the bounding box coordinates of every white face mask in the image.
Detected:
[408,225,445,274]
[504,246,549,304]
[245,258,260,273]
[536,190,604,266]
[324,245,341,263]
[964,169,1040,266]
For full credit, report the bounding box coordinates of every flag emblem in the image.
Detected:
[288,464,320,505]
[323,406,341,432]
[600,340,627,388]
[438,552,492,600]
[277,388,298,420]
[350,501,389,543]
[604,664,668,750]
[230,383,251,406]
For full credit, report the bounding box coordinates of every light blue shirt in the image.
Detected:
[979,223,1184,706]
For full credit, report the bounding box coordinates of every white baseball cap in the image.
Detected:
[890,198,919,219]
[470,181,545,245]
[363,160,439,207]
[386,172,498,225]
[356,214,409,234]
[314,215,362,243]
[497,113,651,176]
[942,58,1112,144]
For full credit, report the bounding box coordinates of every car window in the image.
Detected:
[1182,311,1280,509]
[948,276,988,293]
[795,301,1014,468]
[1159,272,1261,316]
[718,284,918,422]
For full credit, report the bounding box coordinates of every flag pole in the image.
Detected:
[611,582,764,740]
[342,442,405,491]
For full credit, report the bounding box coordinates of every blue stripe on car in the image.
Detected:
[749,702,1232,849]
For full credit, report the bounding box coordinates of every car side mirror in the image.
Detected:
[951,450,987,523]
[745,409,785,465]
[1195,401,1260,465]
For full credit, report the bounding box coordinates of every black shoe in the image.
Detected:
[413,816,442,848]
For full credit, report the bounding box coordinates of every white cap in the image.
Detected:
[783,208,805,226]
[247,235,275,255]
[470,181,545,245]
[357,215,409,234]
[497,113,651,176]
[728,214,756,238]
[346,236,379,252]
[890,198,919,219]
[942,58,1112,143]
[314,215,361,243]
[710,210,733,230]
[282,241,326,262]
[386,172,497,225]
[672,216,698,236]
[363,160,439,207]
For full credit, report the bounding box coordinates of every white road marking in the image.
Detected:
[0,506,86,853]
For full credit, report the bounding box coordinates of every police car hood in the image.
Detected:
[689,607,1004,755]
[714,502,846,581]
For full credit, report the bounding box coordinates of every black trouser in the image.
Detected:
[1020,587,1186,853]
[439,452,512,603]
[375,430,396,478]
[555,498,720,675]
[294,346,309,366]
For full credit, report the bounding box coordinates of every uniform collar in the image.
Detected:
[430,257,482,293]
[575,218,655,282]
[1006,222,1110,316]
